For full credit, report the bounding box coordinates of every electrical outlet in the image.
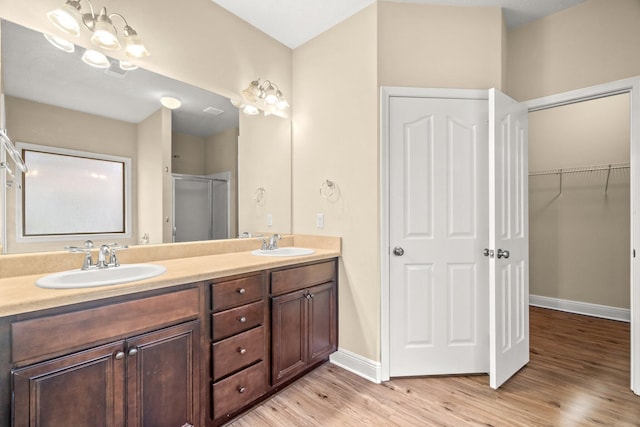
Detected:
[316,213,324,229]
[267,213,273,227]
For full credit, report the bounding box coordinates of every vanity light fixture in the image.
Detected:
[232,78,290,116]
[118,60,138,71]
[47,0,150,58]
[160,96,182,110]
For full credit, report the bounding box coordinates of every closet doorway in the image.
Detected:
[528,93,630,318]
[525,77,640,396]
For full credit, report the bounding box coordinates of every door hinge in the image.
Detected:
[634,249,636,258]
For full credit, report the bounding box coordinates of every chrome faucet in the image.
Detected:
[267,233,281,250]
[65,241,128,270]
[97,245,111,268]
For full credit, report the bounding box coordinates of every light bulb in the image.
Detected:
[81,49,110,68]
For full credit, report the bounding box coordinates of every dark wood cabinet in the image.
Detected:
[12,341,126,427]
[271,263,337,387]
[10,287,201,427]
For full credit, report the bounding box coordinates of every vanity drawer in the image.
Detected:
[213,326,265,381]
[213,361,267,419]
[270,260,336,295]
[12,288,199,363]
[212,300,264,341]
[211,274,264,312]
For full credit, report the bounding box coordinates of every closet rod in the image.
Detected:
[528,163,630,195]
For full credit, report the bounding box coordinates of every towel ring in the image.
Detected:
[255,187,266,206]
[320,179,335,199]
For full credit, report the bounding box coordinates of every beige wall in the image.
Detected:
[293,4,379,361]
[292,2,506,362]
[5,96,138,253]
[378,3,504,89]
[507,0,640,101]
[137,108,170,245]
[529,94,630,308]
[206,128,239,237]
[172,132,205,175]
[238,114,291,236]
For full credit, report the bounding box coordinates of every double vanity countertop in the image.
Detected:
[0,235,341,317]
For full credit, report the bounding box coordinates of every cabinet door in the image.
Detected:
[12,341,126,427]
[126,320,200,427]
[271,289,307,385]
[307,282,337,364]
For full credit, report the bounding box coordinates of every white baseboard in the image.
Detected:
[530,294,630,322]
[330,348,382,384]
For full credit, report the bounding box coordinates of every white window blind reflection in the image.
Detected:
[23,149,126,236]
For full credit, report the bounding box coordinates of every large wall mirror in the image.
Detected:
[0,19,292,254]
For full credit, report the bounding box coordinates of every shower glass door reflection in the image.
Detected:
[172,174,229,242]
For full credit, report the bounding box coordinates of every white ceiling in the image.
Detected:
[211,0,586,49]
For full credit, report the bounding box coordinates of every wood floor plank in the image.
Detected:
[229,307,640,426]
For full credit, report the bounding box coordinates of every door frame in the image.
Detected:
[380,78,640,393]
[380,86,490,382]
[524,76,640,395]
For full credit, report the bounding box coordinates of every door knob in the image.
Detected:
[393,246,404,256]
[497,249,510,259]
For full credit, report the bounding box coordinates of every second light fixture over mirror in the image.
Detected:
[232,78,289,117]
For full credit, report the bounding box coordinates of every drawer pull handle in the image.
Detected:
[238,347,247,355]
[115,351,125,360]
[128,347,138,357]
[238,316,247,323]
[238,386,246,394]
[238,288,246,295]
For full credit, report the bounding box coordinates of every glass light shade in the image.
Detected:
[46,2,81,37]
[230,99,245,108]
[119,60,138,71]
[44,33,75,53]
[160,96,182,110]
[91,19,121,50]
[264,91,278,105]
[242,105,260,115]
[276,99,290,110]
[241,80,260,102]
[81,49,110,68]
[123,28,149,58]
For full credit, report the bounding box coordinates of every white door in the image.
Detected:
[389,96,490,376]
[488,89,529,389]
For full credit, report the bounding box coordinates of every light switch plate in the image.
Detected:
[267,213,273,227]
[316,213,324,229]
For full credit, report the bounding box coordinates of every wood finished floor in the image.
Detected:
[229,307,640,426]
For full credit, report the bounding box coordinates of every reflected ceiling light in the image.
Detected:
[160,96,182,110]
[235,77,289,116]
[43,33,75,53]
[81,48,110,68]
[47,0,149,57]
[118,60,138,71]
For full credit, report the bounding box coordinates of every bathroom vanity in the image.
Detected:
[0,236,339,427]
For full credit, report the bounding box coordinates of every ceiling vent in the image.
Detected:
[203,106,224,115]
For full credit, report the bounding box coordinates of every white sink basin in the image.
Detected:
[36,264,167,289]
[251,247,315,257]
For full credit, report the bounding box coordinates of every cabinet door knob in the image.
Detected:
[128,347,138,357]
[237,386,246,394]
[238,347,247,355]
[115,351,125,360]
[238,316,247,323]
[237,288,246,295]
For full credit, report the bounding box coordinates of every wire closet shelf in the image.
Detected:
[528,162,630,195]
